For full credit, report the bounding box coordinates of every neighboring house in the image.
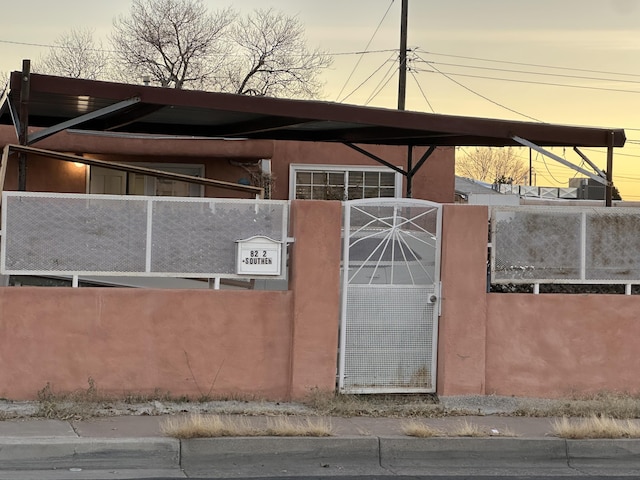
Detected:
[454,176,519,206]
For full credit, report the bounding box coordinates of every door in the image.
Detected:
[339,198,442,394]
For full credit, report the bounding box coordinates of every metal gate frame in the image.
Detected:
[338,198,442,394]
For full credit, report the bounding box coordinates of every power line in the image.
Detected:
[334,0,395,101]
[420,49,640,79]
[414,59,640,86]
[339,53,397,103]
[416,54,542,122]
[414,66,640,95]
[409,69,435,113]
[364,55,399,105]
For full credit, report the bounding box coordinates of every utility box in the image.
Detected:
[235,236,282,276]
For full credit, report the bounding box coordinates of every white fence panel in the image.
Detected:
[491,206,640,284]
[1,192,288,279]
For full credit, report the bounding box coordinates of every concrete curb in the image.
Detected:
[380,437,568,468]
[182,436,381,476]
[567,438,640,466]
[0,438,179,471]
[2,436,640,474]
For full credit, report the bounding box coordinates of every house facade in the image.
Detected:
[0,126,455,203]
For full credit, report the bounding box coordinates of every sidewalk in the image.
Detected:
[1,413,640,478]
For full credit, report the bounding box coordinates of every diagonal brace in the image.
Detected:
[343,142,406,176]
[27,96,141,145]
[409,145,436,177]
[512,135,609,186]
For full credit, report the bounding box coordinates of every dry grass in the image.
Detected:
[552,415,640,439]
[449,419,485,437]
[515,392,640,419]
[403,419,516,438]
[402,420,442,437]
[304,389,443,418]
[161,414,332,439]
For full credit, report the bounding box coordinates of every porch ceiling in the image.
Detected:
[0,71,626,148]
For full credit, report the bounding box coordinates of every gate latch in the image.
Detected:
[429,295,437,303]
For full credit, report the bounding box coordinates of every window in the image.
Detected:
[290,165,401,200]
[89,164,204,197]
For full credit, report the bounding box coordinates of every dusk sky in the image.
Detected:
[1,0,639,198]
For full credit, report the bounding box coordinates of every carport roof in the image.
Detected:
[0,71,626,148]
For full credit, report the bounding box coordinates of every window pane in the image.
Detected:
[380,172,395,186]
[379,187,395,197]
[364,187,380,198]
[312,186,326,200]
[347,186,364,200]
[328,172,344,185]
[296,186,311,199]
[364,172,379,187]
[348,171,363,186]
[312,172,327,184]
[296,172,312,184]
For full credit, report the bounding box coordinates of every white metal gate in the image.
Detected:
[339,198,442,394]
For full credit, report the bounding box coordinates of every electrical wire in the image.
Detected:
[413,66,640,95]
[416,54,542,122]
[339,52,397,103]
[364,55,399,105]
[420,50,640,79]
[409,69,435,113]
[334,0,395,101]
[413,58,640,86]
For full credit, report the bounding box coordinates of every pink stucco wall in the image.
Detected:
[437,204,488,395]
[0,200,341,401]
[437,203,640,398]
[486,294,640,397]
[0,289,293,399]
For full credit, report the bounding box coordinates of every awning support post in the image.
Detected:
[18,59,30,191]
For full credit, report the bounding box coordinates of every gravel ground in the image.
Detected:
[0,395,565,419]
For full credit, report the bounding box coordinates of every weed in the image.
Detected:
[449,420,485,437]
[35,378,105,420]
[514,392,640,419]
[552,415,640,439]
[304,389,443,418]
[402,420,442,437]
[161,413,332,439]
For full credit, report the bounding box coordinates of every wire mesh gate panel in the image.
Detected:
[339,199,442,394]
[1,192,288,278]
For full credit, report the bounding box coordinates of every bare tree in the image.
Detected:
[223,9,332,98]
[456,147,529,184]
[37,28,110,80]
[110,0,235,88]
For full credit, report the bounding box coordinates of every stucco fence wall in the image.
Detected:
[0,200,342,401]
[438,204,640,398]
[1,201,640,401]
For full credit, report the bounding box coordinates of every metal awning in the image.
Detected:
[0,71,626,148]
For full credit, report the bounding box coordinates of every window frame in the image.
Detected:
[289,164,403,201]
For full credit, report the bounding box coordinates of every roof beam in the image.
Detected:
[512,135,608,186]
[27,97,141,145]
[214,116,316,137]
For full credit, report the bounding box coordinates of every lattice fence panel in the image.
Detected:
[1,192,288,278]
[491,206,640,284]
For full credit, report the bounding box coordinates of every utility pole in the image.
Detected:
[397,0,408,111]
